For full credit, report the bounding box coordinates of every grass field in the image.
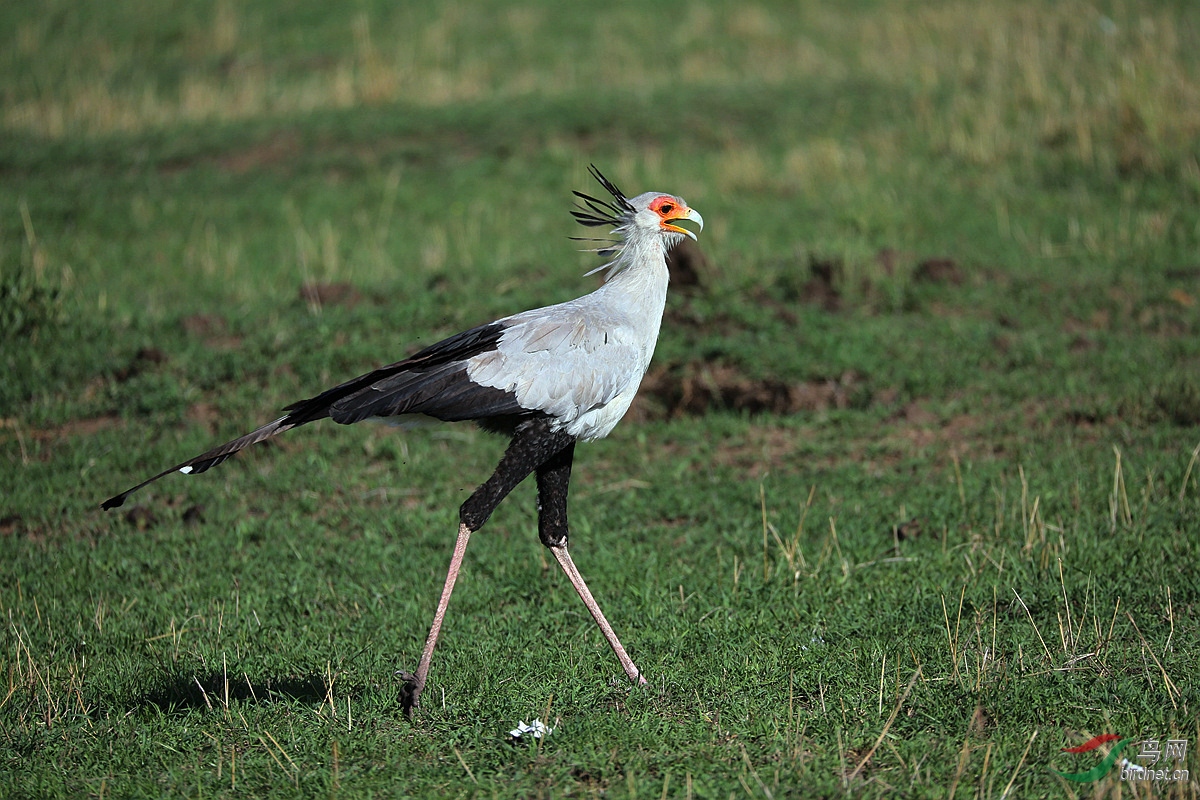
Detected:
[3,1,1199,797]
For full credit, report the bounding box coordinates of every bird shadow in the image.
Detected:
[124,670,376,715]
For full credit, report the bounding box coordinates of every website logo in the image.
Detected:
[1053,734,1190,784]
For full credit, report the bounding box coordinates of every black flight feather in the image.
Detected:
[101,321,523,509]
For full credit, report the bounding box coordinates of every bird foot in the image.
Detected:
[612,672,649,689]
[395,670,422,716]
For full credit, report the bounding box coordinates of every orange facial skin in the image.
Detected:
[648,195,697,237]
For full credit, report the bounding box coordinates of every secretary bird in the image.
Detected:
[101,166,702,712]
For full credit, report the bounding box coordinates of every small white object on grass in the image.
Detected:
[509,719,554,740]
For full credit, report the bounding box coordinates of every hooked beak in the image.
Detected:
[663,207,704,241]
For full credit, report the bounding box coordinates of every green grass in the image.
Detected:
[2,1,1199,797]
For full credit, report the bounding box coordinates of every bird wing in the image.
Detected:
[101,321,528,509]
[325,321,527,425]
[465,301,642,426]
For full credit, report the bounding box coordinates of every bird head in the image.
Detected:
[632,192,705,244]
[571,166,703,268]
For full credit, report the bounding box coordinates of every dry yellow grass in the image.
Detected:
[856,2,1200,170]
[7,1,1194,163]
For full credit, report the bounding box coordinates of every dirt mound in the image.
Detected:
[636,361,865,419]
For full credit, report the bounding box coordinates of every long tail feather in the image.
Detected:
[100,416,294,509]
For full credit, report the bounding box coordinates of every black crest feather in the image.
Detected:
[571,165,633,228]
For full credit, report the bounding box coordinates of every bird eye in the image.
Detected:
[659,202,674,215]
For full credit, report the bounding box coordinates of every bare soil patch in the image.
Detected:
[30,414,122,441]
[665,239,712,292]
[159,130,303,176]
[114,346,169,382]
[634,361,865,420]
[181,313,242,350]
[299,282,364,308]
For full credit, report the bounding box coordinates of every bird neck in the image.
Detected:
[594,233,671,367]
[602,233,669,298]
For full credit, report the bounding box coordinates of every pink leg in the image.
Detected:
[550,545,647,686]
[402,522,472,713]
